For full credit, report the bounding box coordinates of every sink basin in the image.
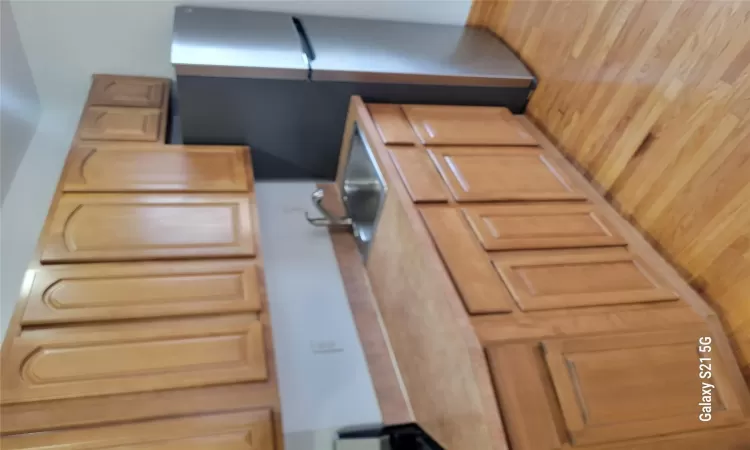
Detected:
[341,124,387,260]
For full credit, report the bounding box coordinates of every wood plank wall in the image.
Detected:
[468,0,750,382]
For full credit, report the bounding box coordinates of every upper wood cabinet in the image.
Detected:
[21,260,262,325]
[62,145,250,192]
[462,203,625,250]
[491,248,679,311]
[487,329,749,449]
[89,75,167,108]
[2,409,275,450]
[1,316,267,404]
[41,193,256,263]
[79,106,163,142]
[428,147,587,202]
[402,105,537,146]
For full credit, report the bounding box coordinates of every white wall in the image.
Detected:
[1,0,41,203]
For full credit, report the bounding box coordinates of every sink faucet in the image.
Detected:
[305,188,353,228]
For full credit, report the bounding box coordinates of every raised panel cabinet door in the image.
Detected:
[428,147,587,202]
[490,247,679,311]
[2,409,274,449]
[388,147,448,202]
[62,145,250,192]
[21,260,262,325]
[1,316,268,404]
[462,203,626,250]
[41,193,256,263]
[402,105,537,146]
[542,329,747,445]
[89,75,167,108]
[79,106,162,142]
[367,104,417,144]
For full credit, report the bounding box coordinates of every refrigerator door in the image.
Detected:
[302,15,534,87]
[172,6,309,79]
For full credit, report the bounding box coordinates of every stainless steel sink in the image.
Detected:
[341,124,387,259]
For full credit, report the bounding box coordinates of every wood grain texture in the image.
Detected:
[1,315,267,404]
[428,146,587,202]
[367,104,417,144]
[402,105,537,146]
[21,260,262,324]
[347,97,509,450]
[470,0,750,380]
[2,408,274,450]
[89,75,167,108]
[62,145,250,192]
[462,203,625,250]
[79,106,162,142]
[388,147,449,203]
[41,193,256,263]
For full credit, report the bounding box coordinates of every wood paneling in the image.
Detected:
[62,145,250,192]
[402,105,537,146]
[462,203,625,250]
[21,260,262,324]
[89,75,167,108]
[428,147,586,202]
[388,147,448,203]
[41,193,256,263]
[79,107,162,142]
[2,408,274,450]
[470,0,750,381]
[367,104,417,144]
[491,247,678,311]
[1,315,267,404]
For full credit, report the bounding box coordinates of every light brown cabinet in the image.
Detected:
[21,260,262,324]
[1,315,267,404]
[488,329,748,449]
[428,147,587,202]
[62,145,251,192]
[79,106,163,142]
[89,75,167,108]
[2,409,274,450]
[41,193,256,263]
[402,105,538,146]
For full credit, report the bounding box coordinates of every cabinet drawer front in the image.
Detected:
[22,260,262,325]
[491,248,678,311]
[368,104,417,144]
[1,316,268,404]
[402,105,537,146]
[428,147,586,202]
[41,193,256,263]
[2,408,274,449]
[90,75,166,108]
[63,145,250,192]
[463,203,625,250]
[79,107,162,142]
[389,147,448,202]
[543,330,746,445]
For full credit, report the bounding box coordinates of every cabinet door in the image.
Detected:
[41,193,256,263]
[388,147,448,202]
[22,260,262,325]
[428,147,586,202]
[491,248,678,311]
[1,316,267,404]
[79,106,162,142]
[89,75,167,108]
[488,330,748,449]
[62,145,250,192]
[462,203,625,250]
[402,105,537,146]
[368,104,417,144]
[3,409,274,450]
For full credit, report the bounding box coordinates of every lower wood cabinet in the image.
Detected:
[487,328,749,449]
[2,408,274,449]
[1,315,267,404]
[41,193,256,263]
[21,260,262,325]
[79,106,163,142]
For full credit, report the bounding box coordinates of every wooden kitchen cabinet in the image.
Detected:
[462,203,626,250]
[79,106,163,142]
[487,328,748,449]
[21,260,262,325]
[428,147,587,202]
[41,193,256,263]
[62,145,251,192]
[367,104,417,144]
[89,75,167,108]
[491,247,679,311]
[1,315,267,404]
[2,408,275,450]
[388,147,448,202]
[401,105,538,146]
